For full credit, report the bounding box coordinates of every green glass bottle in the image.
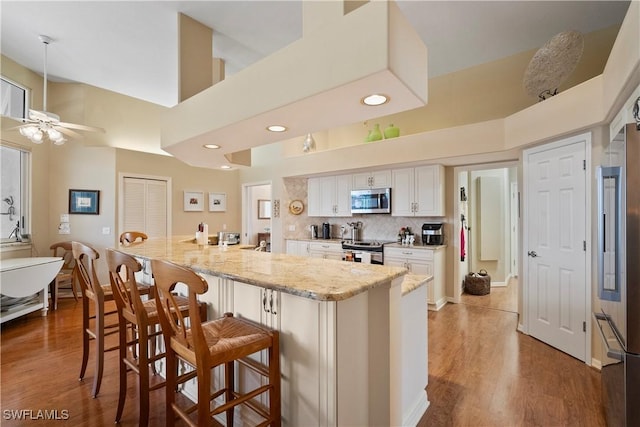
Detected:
[384,124,400,139]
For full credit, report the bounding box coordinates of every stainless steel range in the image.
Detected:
[341,240,385,265]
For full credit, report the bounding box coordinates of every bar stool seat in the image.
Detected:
[72,241,151,398]
[151,259,281,427]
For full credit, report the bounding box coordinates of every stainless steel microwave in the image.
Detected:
[350,188,391,214]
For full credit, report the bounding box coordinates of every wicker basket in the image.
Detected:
[464,269,491,295]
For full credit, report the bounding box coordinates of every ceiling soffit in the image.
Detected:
[161,1,428,169]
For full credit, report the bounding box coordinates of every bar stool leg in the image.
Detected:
[225,360,235,427]
[115,316,128,422]
[92,299,105,398]
[79,296,90,381]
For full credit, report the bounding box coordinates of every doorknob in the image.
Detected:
[527,250,539,258]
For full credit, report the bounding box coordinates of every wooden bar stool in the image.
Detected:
[106,248,197,426]
[119,231,148,245]
[151,259,281,427]
[72,241,151,398]
[49,241,78,310]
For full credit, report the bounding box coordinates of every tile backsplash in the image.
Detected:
[283,177,448,244]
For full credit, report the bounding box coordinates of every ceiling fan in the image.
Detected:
[4,35,104,145]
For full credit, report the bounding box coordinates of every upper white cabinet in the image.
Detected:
[352,170,392,190]
[392,165,445,216]
[308,174,352,217]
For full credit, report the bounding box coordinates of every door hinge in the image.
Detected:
[583,240,586,251]
[583,321,586,332]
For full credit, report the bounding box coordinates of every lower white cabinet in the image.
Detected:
[308,241,343,260]
[285,239,310,256]
[384,245,446,311]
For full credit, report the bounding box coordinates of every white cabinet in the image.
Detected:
[309,241,343,260]
[392,165,445,216]
[308,174,352,217]
[230,280,335,426]
[352,170,392,189]
[286,240,310,257]
[385,245,446,310]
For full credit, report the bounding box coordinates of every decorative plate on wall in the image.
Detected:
[288,200,304,215]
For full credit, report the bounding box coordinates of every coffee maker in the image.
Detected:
[422,223,444,245]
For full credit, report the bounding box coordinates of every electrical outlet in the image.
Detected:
[60,214,69,223]
[289,225,296,231]
[102,227,111,235]
[58,223,70,234]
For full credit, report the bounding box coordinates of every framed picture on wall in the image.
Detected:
[69,189,100,215]
[209,192,226,212]
[183,191,204,211]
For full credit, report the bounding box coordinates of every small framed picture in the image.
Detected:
[184,191,204,212]
[209,192,227,212]
[69,189,100,215]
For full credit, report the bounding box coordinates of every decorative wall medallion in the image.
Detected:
[288,199,304,215]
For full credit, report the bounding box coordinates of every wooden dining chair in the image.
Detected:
[106,248,197,426]
[151,259,281,427]
[72,241,152,398]
[119,231,148,245]
[49,241,77,310]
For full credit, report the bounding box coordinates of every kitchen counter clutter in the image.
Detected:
[118,236,429,426]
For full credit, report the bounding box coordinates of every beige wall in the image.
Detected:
[115,148,241,237]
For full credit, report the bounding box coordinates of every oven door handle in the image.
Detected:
[594,313,624,361]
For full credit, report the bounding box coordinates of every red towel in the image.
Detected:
[460,225,466,262]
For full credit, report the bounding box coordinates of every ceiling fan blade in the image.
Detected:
[3,124,30,132]
[1,114,32,124]
[54,126,82,139]
[58,121,105,133]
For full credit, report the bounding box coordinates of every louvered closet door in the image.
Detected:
[123,177,167,238]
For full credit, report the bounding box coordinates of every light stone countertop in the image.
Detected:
[401,274,433,296]
[118,236,408,302]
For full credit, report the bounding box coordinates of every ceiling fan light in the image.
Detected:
[31,129,44,143]
[20,126,37,137]
[52,137,66,146]
[47,128,62,140]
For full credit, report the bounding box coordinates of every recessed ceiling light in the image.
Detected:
[203,144,221,149]
[220,165,232,170]
[361,94,389,106]
[267,125,287,132]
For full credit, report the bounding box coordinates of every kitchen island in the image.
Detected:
[119,236,430,426]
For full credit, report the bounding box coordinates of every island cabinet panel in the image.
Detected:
[229,280,338,426]
[385,245,446,311]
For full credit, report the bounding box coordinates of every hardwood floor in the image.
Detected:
[459,276,519,313]
[1,286,606,426]
[419,282,606,427]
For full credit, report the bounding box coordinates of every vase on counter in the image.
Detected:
[369,124,382,141]
[384,124,400,139]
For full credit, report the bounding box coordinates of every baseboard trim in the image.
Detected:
[428,297,448,311]
[591,358,602,370]
[403,392,430,427]
[491,281,507,287]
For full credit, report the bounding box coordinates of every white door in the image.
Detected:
[122,177,168,238]
[524,134,588,361]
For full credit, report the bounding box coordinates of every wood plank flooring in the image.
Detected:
[419,280,606,426]
[1,285,606,426]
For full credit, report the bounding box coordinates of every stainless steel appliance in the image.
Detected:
[347,221,363,242]
[422,223,444,245]
[350,188,391,214]
[218,232,240,245]
[310,225,318,239]
[341,240,384,265]
[594,123,640,427]
[322,223,331,239]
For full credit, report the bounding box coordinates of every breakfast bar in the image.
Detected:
[119,236,431,426]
